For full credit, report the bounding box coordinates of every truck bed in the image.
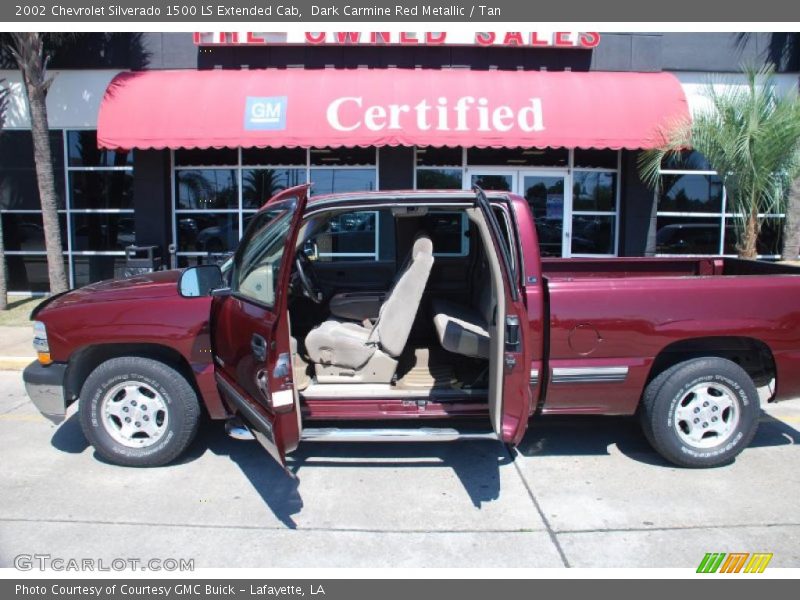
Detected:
[537,256,800,416]
[541,257,800,280]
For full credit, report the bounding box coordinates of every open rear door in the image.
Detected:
[474,186,533,445]
[210,184,310,469]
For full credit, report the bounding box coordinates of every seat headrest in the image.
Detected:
[412,233,433,257]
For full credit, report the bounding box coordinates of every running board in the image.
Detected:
[300,427,497,443]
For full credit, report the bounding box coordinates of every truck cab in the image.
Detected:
[196,186,537,467]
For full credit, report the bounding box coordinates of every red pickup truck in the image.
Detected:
[23,185,800,470]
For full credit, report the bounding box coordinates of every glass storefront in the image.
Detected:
[172,147,377,267]
[0,129,133,292]
[2,135,789,294]
[655,151,783,257]
[455,147,621,257]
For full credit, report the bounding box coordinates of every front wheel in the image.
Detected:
[79,356,201,467]
[639,357,760,468]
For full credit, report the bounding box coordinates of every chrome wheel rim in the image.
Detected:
[100,381,169,448]
[673,381,740,449]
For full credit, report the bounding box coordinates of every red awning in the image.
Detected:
[97,68,688,151]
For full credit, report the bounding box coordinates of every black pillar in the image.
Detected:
[378,146,415,191]
[132,149,172,267]
[620,150,658,256]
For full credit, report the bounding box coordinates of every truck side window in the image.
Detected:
[423,212,469,257]
[307,210,380,262]
[233,201,296,306]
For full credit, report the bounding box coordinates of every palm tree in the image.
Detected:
[639,67,800,259]
[6,33,68,292]
[0,78,9,309]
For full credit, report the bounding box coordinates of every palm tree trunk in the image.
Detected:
[11,33,68,294]
[0,79,8,309]
[781,175,800,261]
[741,206,760,259]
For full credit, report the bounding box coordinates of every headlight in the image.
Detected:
[32,321,51,364]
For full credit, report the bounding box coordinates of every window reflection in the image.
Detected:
[311,169,376,194]
[176,169,238,210]
[177,213,240,253]
[659,174,724,213]
[242,168,306,209]
[573,172,616,212]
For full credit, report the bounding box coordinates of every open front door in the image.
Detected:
[210,184,310,468]
[474,186,533,445]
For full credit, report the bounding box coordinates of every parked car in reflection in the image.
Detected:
[656,223,719,255]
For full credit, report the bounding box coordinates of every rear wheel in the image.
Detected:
[639,357,760,468]
[79,356,200,467]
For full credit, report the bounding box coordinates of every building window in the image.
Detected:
[309,147,376,195]
[463,148,620,257]
[0,130,66,292]
[655,151,783,257]
[0,130,135,292]
[66,130,134,287]
[415,146,464,190]
[172,147,377,267]
[1,129,132,292]
[468,147,569,167]
[571,150,620,256]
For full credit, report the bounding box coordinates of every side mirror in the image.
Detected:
[179,265,225,298]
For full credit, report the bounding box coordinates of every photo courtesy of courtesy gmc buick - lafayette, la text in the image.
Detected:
[22,185,800,471]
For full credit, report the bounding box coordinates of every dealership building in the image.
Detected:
[1,31,798,293]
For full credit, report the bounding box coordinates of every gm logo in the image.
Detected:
[697,552,773,573]
[244,96,287,130]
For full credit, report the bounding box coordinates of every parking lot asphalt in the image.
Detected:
[1,369,798,569]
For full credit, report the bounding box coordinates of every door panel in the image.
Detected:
[210,184,309,468]
[473,187,534,443]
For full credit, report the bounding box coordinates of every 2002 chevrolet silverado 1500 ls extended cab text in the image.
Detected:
[22,186,800,469]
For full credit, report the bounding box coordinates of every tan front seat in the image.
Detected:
[305,234,434,383]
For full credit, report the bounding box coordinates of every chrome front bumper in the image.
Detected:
[22,361,68,424]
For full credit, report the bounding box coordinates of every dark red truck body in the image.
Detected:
[24,191,800,467]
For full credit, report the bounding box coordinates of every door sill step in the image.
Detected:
[225,418,255,440]
[300,427,497,443]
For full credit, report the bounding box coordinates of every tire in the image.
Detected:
[79,357,201,467]
[639,357,760,468]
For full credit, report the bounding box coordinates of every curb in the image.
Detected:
[0,357,34,371]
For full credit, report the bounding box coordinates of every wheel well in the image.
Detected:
[65,344,201,407]
[649,337,776,388]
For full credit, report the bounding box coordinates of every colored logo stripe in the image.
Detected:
[744,553,773,573]
[720,553,749,573]
[697,552,773,573]
[697,553,726,573]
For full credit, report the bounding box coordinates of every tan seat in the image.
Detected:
[305,234,434,383]
[432,300,490,359]
[432,256,493,360]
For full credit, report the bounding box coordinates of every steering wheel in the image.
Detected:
[294,251,324,304]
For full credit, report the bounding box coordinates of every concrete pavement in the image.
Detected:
[0,326,35,370]
[0,369,798,569]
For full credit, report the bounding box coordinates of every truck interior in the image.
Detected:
[284,203,511,416]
